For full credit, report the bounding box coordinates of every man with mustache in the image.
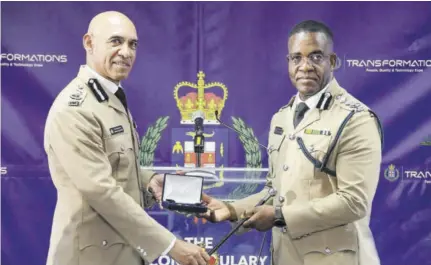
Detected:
[200,20,383,265]
[44,11,210,265]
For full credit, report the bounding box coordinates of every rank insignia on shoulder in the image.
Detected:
[69,93,82,101]
[68,101,80,107]
[67,87,87,107]
[274,126,284,135]
[304,128,331,136]
[110,125,124,135]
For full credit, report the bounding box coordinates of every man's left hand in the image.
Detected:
[148,174,164,203]
[147,171,186,207]
[242,205,275,231]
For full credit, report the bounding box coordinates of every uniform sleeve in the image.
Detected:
[47,107,176,263]
[140,169,157,188]
[282,113,382,238]
[229,116,277,221]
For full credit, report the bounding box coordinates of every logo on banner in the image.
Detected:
[140,71,263,196]
[384,164,400,181]
[1,53,68,68]
[343,57,431,73]
[384,164,431,184]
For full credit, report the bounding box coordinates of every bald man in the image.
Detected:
[44,11,210,265]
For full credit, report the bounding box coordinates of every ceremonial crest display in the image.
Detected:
[140,71,264,198]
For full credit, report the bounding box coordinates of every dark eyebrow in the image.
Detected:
[309,50,324,55]
[290,52,302,56]
[289,50,324,56]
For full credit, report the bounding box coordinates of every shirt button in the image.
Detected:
[102,240,108,246]
[325,247,331,254]
[120,145,125,151]
[289,134,295,140]
[283,164,289,171]
[278,196,285,203]
[281,227,288,233]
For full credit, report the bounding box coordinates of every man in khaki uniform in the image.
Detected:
[44,11,210,265]
[201,20,383,265]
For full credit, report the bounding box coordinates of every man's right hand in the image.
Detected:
[169,240,210,265]
[199,193,233,223]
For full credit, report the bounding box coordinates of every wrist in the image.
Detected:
[223,201,238,221]
[273,205,286,227]
[146,173,159,189]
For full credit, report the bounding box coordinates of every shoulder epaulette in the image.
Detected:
[88,78,108,102]
[334,93,366,113]
[279,95,296,112]
[67,85,87,107]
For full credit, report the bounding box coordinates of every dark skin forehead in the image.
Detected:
[288,31,333,55]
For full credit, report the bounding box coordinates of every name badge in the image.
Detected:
[110,125,124,135]
[274,126,284,135]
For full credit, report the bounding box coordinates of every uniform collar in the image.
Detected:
[84,65,122,94]
[77,65,128,115]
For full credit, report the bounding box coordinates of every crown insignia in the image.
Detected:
[174,71,228,124]
[384,164,399,182]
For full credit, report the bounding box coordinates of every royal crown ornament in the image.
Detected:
[174,71,228,124]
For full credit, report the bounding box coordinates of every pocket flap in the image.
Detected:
[78,216,126,250]
[293,224,358,256]
[268,134,286,154]
[104,133,133,155]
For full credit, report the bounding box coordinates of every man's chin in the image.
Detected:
[297,85,319,97]
[111,72,129,82]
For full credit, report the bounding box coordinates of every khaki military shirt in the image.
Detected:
[44,66,175,265]
[230,78,382,265]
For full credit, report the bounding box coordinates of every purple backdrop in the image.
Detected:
[2,2,431,265]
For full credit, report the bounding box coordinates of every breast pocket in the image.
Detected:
[267,134,286,178]
[295,135,333,180]
[299,135,332,162]
[104,133,134,182]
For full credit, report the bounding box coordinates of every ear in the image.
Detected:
[83,33,93,53]
[330,53,338,70]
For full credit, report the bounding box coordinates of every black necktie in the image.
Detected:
[115,87,128,111]
[293,102,309,128]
